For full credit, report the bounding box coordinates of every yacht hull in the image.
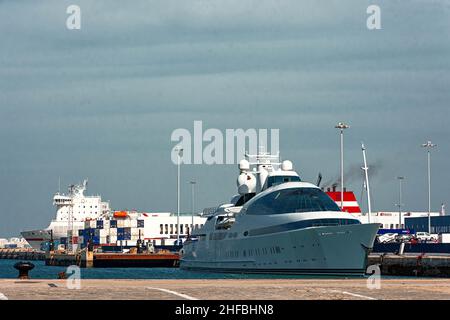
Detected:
[181,223,379,275]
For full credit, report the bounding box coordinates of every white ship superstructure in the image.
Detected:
[21,180,207,250]
[181,150,380,275]
[21,180,110,250]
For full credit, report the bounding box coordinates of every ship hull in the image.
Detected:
[21,221,86,250]
[181,223,379,275]
[20,229,52,250]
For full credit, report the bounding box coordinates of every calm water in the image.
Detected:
[0,259,367,280]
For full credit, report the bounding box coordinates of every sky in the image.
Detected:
[0,0,449,237]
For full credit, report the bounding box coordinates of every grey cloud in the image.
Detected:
[0,0,449,236]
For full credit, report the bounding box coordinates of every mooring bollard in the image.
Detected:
[14,261,35,280]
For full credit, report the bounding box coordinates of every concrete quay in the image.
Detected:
[368,253,450,277]
[0,278,449,300]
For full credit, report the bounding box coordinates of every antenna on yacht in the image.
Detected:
[361,143,372,223]
[316,173,322,187]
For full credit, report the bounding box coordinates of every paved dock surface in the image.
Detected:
[1,279,450,300]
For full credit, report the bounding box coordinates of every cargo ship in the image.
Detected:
[21,180,206,250]
[21,180,108,250]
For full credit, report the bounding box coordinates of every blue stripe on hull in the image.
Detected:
[248,218,361,237]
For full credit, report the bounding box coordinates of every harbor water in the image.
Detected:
[0,259,367,280]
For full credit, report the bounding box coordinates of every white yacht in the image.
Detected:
[180,151,380,275]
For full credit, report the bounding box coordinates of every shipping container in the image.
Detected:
[88,228,96,236]
[92,236,100,245]
[439,234,450,243]
[117,227,131,241]
[117,220,130,228]
[95,228,108,237]
[110,220,118,228]
[96,220,104,229]
[130,228,145,237]
[406,216,450,234]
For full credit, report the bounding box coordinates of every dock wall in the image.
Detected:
[0,249,45,261]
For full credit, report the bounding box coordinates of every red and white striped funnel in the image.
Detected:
[326,191,362,214]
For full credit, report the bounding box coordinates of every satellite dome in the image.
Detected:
[239,159,250,171]
[281,160,293,171]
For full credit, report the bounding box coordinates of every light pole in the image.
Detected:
[396,176,405,228]
[335,122,350,210]
[422,141,437,234]
[174,145,183,243]
[189,181,196,233]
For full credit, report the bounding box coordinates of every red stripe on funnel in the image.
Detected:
[326,192,357,202]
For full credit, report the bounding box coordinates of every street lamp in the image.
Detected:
[395,176,405,228]
[335,122,350,210]
[174,145,183,243]
[422,141,437,234]
[189,181,196,234]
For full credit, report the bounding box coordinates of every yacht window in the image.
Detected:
[234,193,256,206]
[266,176,301,188]
[245,187,341,215]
